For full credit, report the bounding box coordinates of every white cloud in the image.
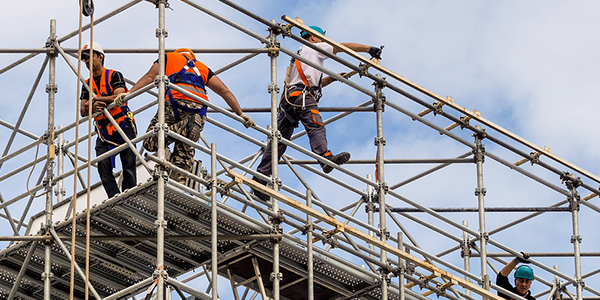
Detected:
[1,0,599,297]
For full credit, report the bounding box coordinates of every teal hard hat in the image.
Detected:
[301,26,326,39]
[515,265,534,280]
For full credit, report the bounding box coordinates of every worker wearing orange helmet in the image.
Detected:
[80,41,137,198]
[497,252,536,300]
[124,48,254,184]
[252,25,383,200]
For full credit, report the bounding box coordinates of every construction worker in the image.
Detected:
[80,41,137,198]
[252,25,383,200]
[120,48,255,184]
[497,252,536,300]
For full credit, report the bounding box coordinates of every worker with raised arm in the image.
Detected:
[119,48,255,185]
[497,252,536,300]
[80,41,138,198]
[252,25,383,200]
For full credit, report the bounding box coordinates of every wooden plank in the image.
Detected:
[227,171,504,300]
[282,15,600,186]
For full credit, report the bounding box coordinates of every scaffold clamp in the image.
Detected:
[268,83,279,94]
[474,187,487,197]
[40,271,54,281]
[374,137,386,146]
[155,28,168,38]
[45,83,58,94]
[270,272,283,282]
[154,220,168,229]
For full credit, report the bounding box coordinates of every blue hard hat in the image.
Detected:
[301,26,326,39]
[515,265,534,280]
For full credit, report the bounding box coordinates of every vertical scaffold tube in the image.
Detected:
[211,144,218,300]
[462,220,472,297]
[307,189,314,300]
[474,126,489,290]
[565,177,583,300]
[398,232,405,300]
[367,174,375,259]
[267,22,282,300]
[44,19,57,300]
[156,1,167,299]
[374,74,388,299]
[56,126,65,204]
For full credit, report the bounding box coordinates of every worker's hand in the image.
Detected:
[92,100,106,112]
[518,251,531,263]
[368,46,383,60]
[113,92,129,107]
[240,113,255,128]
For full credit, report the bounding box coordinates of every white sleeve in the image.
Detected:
[315,43,334,60]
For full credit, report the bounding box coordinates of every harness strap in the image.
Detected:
[104,69,112,95]
[165,54,208,118]
[295,59,311,88]
[168,93,207,123]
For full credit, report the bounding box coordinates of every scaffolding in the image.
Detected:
[0,1,599,299]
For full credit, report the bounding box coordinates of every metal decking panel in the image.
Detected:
[0,180,393,300]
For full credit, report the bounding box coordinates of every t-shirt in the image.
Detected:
[496,273,536,300]
[155,55,215,83]
[80,69,126,100]
[288,42,334,88]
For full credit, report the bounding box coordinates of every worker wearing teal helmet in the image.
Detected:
[300,26,326,38]
[497,252,536,300]
[251,25,383,201]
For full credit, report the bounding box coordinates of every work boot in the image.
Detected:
[251,176,270,201]
[321,151,351,174]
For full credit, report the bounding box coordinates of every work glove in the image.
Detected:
[240,113,255,128]
[518,251,531,263]
[368,46,384,60]
[113,92,129,107]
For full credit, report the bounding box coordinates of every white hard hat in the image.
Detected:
[82,41,104,56]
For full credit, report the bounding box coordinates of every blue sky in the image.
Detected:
[1,0,600,299]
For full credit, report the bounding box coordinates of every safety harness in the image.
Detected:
[279,52,323,125]
[90,68,136,168]
[165,53,208,122]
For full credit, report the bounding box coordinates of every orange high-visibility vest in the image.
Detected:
[86,68,132,144]
[164,52,210,103]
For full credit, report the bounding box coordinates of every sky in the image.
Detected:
[1,0,600,299]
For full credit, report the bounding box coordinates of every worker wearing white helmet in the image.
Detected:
[80,41,138,198]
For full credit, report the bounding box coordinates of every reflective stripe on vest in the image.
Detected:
[87,68,133,144]
[165,52,210,104]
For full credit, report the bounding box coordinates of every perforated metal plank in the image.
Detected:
[0,180,395,300]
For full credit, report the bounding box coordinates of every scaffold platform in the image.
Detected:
[0,179,397,300]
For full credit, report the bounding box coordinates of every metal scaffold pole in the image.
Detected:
[374,74,389,299]
[307,189,314,300]
[211,143,218,300]
[563,173,584,300]
[474,125,490,291]
[43,19,57,300]
[156,1,168,299]
[267,21,282,300]
[462,220,472,297]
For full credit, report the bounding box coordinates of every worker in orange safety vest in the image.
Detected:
[80,41,137,198]
[123,48,255,185]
